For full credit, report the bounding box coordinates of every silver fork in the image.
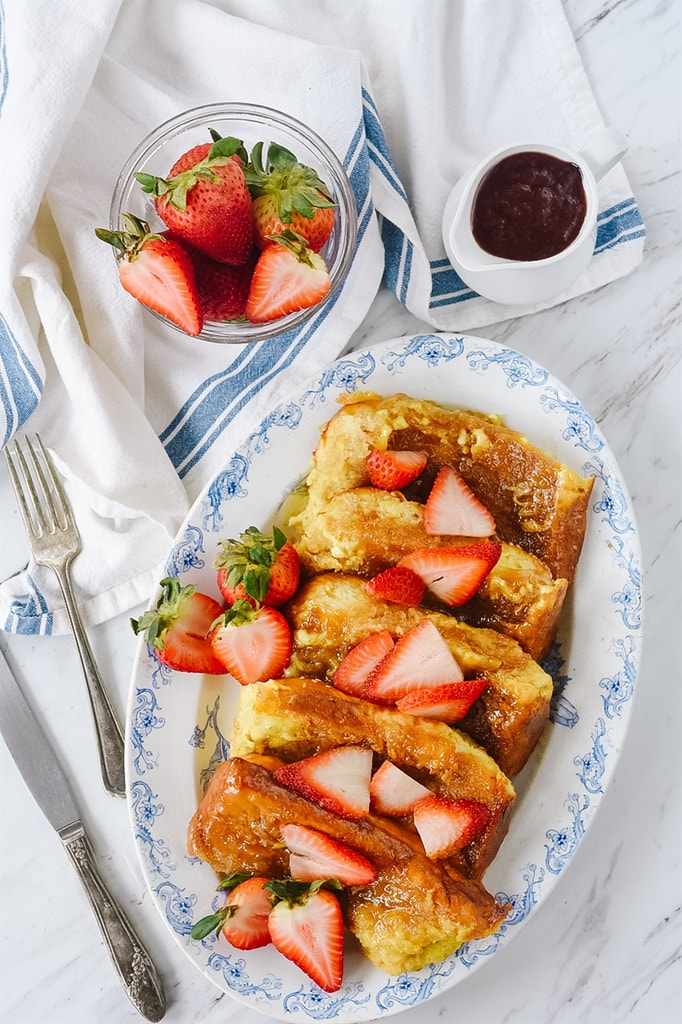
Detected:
[4,434,126,797]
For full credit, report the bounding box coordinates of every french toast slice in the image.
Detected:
[291,486,568,661]
[187,756,510,974]
[293,391,594,582]
[230,677,515,878]
[283,574,553,777]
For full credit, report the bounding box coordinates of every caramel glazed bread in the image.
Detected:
[288,391,594,663]
[188,756,511,975]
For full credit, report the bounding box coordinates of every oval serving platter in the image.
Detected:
[126,333,642,1022]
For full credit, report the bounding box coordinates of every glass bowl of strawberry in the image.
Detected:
[105,102,358,343]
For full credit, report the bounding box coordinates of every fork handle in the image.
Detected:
[60,821,166,1021]
[53,564,126,798]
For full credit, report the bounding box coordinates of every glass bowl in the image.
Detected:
[109,103,358,343]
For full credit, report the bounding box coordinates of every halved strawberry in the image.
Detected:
[244,229,331,323]
[190,872,270,946]
[214,525,300,607]
[131,576,225,674]
[95,213,202,335]
[398,541,502,606]
[210,600,292,684]
[332,631,395,696]
[412,795,491,858]
[369,761,431,816]
[244,141,336,253]
[424,466,496,537]
[365,566,425,606]
[274,746,372,819]
[366,449,427,490]
[265,879,344,992]
[364,619,463,703]
[395,678,489,722]
[281,824,377,886]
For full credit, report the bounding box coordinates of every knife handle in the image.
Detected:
[60,821,166,1022]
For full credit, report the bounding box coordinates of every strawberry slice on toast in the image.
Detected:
[413,794,491,859]
[395,678,490,723]
[365,566,425,606]
[363,619,463,703]
[274,745,373,819]
[366,448,427,490]
[332,630,395,696]
[424,465,496,537]
[281,824,377,886]
[398,541,502,606]
[369,760,431,816]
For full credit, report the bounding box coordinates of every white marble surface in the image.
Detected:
[1,2,680,1022]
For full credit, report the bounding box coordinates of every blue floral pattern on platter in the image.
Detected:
[125,334,642,1022]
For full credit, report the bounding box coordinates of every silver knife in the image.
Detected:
[0,646,166,1021]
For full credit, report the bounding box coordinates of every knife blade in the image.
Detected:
[0,646,166,1022]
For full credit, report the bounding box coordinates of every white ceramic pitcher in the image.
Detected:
[441,126,627,305]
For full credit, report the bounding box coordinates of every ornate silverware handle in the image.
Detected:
[60,821,166,1021]
[55,563,126,798]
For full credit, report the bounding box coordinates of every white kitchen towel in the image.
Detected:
[0,0,645,635]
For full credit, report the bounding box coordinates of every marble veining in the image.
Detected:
[0,1,680,1023]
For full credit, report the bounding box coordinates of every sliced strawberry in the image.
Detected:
[266,879,344,992]
[190,874,272,948]
[366,449,427,490]
[424,465,496,537]
[369,761,431,816]
[281,823,377,886]
[395,678,489,722]
[398,541,502,606]
[332,631,395,696]
[210,600,292,685]
[96,213,202,335]
[412,795,491,858]
[214,525,300,607]
[365,566,425,606]
[274,745,372,819]
[131,576,225,674]
[244,141,336,253]
[364,619,463,703]
[244,229,331,323]
[220,876,272,950]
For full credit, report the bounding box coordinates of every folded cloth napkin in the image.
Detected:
[0,0,645,636]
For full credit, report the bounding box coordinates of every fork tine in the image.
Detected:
[4,441,44,539]
[30,435,73,532]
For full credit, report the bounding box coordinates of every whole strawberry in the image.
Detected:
[95,213,202,335]
[214,525,300,606]
[244,141,336,252]
[135,136,254,265]
[189,244,256,322]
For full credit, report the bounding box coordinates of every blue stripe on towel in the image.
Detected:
[594,197,646,253]
[361,89,407,201]
[3,575,53,636]
[160,118,373,479]
[0,312,43,445]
